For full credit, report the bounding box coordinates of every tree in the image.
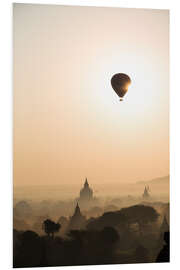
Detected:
[87,211,127,231]
[67,227,119,265]
[100,226,119,245]
[87,204,159,235]
[42,219,61,238]
[120,205,159,234]
[13,230,42,268]
[156,231,170,262]
[134,245,149,263]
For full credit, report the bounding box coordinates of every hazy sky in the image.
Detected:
[13,4,169,187]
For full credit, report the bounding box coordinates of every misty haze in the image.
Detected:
[13,4,169,268]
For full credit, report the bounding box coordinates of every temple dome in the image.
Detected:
[80,178,93,201]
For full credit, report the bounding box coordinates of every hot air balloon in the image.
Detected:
[111,73,131,101]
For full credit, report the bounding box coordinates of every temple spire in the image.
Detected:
[79,178,93,202]
[84,178,89,187]
[160,215,169,232]
[143,185,150,199]
[74,202,81,216]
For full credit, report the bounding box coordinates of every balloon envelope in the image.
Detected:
[111,73,131,101]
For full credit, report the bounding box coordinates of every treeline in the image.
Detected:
[13,204,169,267]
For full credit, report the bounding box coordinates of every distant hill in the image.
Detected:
[136,175,169,185]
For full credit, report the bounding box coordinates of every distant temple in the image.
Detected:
[79,178,93,202]
[75,178,98,210]
[68,203,86,230]
[160,215,169,233]
[142,186,150,199]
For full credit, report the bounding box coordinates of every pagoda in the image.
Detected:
[68,203,86,230]
[142,186,150,199]
[79,178,93,201]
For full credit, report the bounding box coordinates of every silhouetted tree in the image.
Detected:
[98,226,120,264]
[120,205,159,234]
[13,202,163,267]
[156,231,170,263]
[87,211,127,231]
[67,227,119,265]
[13,230,42,268]
[134,245,149,263]
[100,226,119,245]
[42,219,61,238]
[87,205,159,234]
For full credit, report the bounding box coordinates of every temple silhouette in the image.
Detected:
[76,178,97,209]
[80,178,93,201]
[160,215,169,233]
[68,203,86,230]
[142,186,150,199]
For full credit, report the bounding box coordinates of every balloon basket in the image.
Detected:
[120,98,123,101]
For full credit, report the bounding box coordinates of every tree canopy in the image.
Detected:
[87,204,159,231]
[42,219,61,237]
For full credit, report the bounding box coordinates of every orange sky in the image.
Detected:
[13,4,169,186]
